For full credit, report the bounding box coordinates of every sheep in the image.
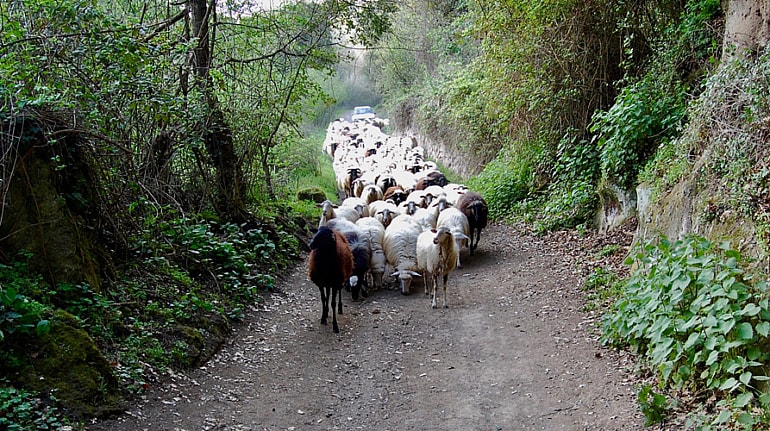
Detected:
[352,178,367,198]
[416,227,459,308]
[360,184,383,206]
[410,207,438,232]
[341,167,362,198]
[383,214,422,295]
[308,226,353,333]
[444,183,469,206]
[356,217,386,291]
[376,173,397,192]
[436,207,470,268]
[369,199,399,228]
[341,196,370,218]
[414,171,448,190]
[383,186,408,206]
[326,219,371,300]
[457,192,489,255]
[318,200,360,227]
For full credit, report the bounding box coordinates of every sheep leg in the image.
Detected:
[442,273,449,308]
[431,274,439,309]
[319,286,329,326]
[331,287,340,334]
[337,286,344,315]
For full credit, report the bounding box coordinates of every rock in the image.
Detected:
[5,310,125,419]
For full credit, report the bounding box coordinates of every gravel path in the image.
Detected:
[89,222,644,431]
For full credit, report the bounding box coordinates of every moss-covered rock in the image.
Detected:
[6,310,124,419]
[161,315,230,369]
[296,187,327,203]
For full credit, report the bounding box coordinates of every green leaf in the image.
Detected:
[737,412,755,425]
[713,409,731,424]
[735,322,754,340]
[719,377,738,391]
[747,346,762,361]
[733,392,753,408]
[739,371,752,386]
[757,321,770,337]
[683,332,701,350]
[36,320,50,336]
[740,303,761,317]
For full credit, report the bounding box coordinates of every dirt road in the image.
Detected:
[89,222,644,431]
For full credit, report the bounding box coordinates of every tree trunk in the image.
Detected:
[188,0,249,222]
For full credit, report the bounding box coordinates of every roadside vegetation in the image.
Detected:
[2,0,770,428]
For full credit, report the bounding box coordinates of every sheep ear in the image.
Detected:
[457,233,470,240]
[409,271,422,277]
[391,271,400,277]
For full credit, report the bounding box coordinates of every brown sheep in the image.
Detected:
[414,171,448,190]
[308,226,354,333]
[383,186,408,206]
[456,192,489,255]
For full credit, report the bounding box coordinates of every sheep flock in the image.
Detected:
[308,115,488,332]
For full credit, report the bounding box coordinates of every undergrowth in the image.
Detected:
[0,209,304,426]
[603,235,770,429]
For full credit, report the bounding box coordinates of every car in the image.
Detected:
[351,105,375,122]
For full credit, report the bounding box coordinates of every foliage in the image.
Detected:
[468,146,533,219]
[581,266,622,312]
[132,216,278,302]
[0,255,51,342]
[0,384,70,431]
[638,384,670,426]
[603,235,770,423]
[590,74,686,189]
[593,0,721,192]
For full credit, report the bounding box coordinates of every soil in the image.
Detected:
[88,221,648,431]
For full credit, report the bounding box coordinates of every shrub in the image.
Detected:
[603,235,770,416]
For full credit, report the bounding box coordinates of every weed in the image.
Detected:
[638,384,669,426]
[0,383,71,430]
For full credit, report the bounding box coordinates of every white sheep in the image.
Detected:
[318,200,360,228]
[356,217,386,291]
[341,196,370,218]
[360,184,383,206]
[416,227,459,308]
[369,200,399,228]
[383,214,422,295]
[410,207,438,232]
[436,207,470,268]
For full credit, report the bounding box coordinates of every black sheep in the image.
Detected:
[348,234,371,301]
[326,219,370,301]
[457,192,489,255]
[308,226,353,333]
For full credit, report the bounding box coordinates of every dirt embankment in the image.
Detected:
[90,222,645,431]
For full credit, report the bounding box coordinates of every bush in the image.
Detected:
[603,235,770,421]
[590,75,686,190]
